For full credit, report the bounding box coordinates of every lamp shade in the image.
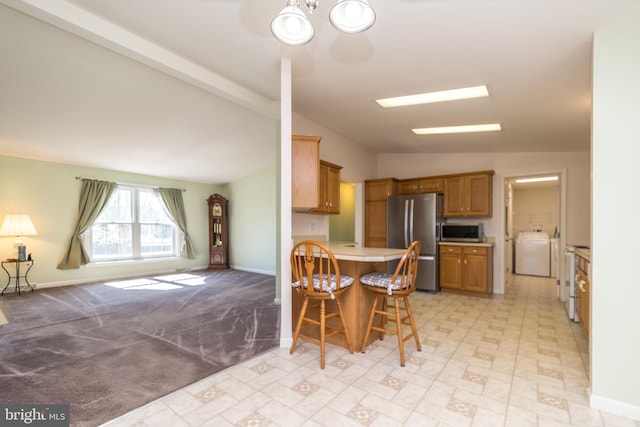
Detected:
[271,1,314,45]
[329,0,376,33]
[0,214,37,237]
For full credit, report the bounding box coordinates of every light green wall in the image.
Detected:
[0,155,220,287]
[591,21,640,416]
[329,182,355,242]
[225,165,277,275]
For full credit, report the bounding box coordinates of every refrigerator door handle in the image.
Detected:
[418,255,435,261]
[409,199,415,244]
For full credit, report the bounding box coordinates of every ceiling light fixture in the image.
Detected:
[271,0,375,46]
[412,123,502,135]
[377,85,490,108]
[515,176,559,184]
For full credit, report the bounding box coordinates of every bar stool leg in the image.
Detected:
[335,297,354,353]
[394,297,406,367]
[290,297,309,354]
[320,300,326,369]
[360,294,379,352]
[405,296,421,351]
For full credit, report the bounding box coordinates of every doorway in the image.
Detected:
[504,171,566,291]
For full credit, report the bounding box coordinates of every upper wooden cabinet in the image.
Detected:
[443,171,494,218]
[398,177,443,195]
[364,178,398,248]
[291,134,342,214]
[312,160,342,214]
[366,178,398,202]
[292,134,321,211]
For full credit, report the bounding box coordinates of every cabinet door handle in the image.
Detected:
[577,280,587,292]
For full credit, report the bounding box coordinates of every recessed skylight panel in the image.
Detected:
[376,85,489,108]
[412,123,502,135]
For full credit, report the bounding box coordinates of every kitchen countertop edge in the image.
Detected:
[439,241,495,247]
[326,244,407,262]
[575,248,591,262]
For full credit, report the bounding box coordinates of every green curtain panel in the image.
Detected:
[57,179,116,269]
[158,187,196,259]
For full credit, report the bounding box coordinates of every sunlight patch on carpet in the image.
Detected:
[105,273,207,291]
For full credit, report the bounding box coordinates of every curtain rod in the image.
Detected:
[75,176,186,192]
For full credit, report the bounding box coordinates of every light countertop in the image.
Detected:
[292,237,407,262]
[326,244,407,262]
[575,247,591,262]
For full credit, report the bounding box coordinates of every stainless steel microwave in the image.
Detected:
[441,223,484,242]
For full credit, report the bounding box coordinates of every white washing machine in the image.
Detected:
[515,231,550,277]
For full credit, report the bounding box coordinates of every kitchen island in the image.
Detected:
[291,244,407,351]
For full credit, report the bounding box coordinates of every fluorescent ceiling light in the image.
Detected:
[515,176,559,184]
[412,123,502,135]
[376,85,489,108]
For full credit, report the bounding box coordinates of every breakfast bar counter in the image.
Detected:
[326,244,407,262]
[291,245,407,351]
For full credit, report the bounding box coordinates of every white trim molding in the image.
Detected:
[591,394,640,421]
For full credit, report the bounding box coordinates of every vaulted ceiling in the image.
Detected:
[1,1,639,183]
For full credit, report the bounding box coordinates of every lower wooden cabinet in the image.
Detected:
[575,254,590,338]
[439,244,493,295]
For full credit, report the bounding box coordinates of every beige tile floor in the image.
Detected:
[103,275,640,427]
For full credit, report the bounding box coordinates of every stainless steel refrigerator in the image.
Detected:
[387,193,443,293]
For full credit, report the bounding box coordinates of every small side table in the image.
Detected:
[1,259,34,295]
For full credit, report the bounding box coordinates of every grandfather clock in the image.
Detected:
[207,194,229,269]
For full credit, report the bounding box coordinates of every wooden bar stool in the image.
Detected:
[290,240,354,369]
[359,240,422,366]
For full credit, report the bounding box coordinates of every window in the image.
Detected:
[87,186,179,262]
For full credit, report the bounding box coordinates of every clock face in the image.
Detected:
[212,203,222,217]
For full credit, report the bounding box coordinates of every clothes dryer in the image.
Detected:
[515,232,550,277]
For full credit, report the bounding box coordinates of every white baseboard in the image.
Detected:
[591,394,640,421]
[280,337,292,348]
[231,265,276,276]
[34,265,275,290]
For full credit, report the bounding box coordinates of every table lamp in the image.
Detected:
[0,214,37,261]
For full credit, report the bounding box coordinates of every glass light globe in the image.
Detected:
[329,0,376,34]
[271,3,314,45]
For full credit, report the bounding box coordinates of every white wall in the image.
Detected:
[512,186,558,236]
[293,113,378,183]
[378,152,590,293]
[591,21,640,419]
